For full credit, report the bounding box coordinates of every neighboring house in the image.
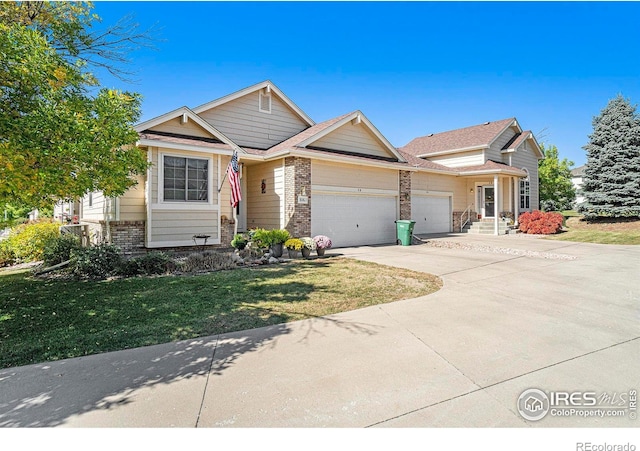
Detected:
[78,81,543,254]
[571,165,585,206]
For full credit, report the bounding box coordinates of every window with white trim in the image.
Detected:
[520,169,530,209]
[259,91,271,113]
[163,156,208,202]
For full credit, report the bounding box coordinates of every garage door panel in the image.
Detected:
[412,195,451,234]
[312,194,397,247]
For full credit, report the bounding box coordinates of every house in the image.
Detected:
[77,81,542,254]
[571,165,585,206]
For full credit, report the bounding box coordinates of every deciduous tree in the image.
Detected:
[538,144,575,211]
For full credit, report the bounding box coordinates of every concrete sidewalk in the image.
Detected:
[1,235,639,427]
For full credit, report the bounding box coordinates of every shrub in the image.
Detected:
[0,240,15,267]
[118,252,173,277]
[518,210,564,235]
[231,233,249,249]
[4,221,60,263]
[43,234,82,266]
[179,251,236,273]
[70,244,122,280]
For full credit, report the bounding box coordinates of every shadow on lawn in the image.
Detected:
[0,260,383,427]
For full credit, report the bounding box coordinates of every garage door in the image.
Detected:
[311,194,397,247]
[412,195,452,234]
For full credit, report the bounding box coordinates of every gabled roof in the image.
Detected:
[456,160,528,177]
[401,118,518,158]
[135,106,242,153]
[258,111,406,162]
[500,130,544,158]
[192,80,315,127]
[571,165,585,177]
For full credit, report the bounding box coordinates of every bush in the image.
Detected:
[70,244,122,280]
[0,240,15,267]
[117,252,173,277]
[231,233,249,250]
[4,221,60,263]
[43,234,82,266]
[518,210,564,235]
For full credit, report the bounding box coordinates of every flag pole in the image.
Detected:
[218,158,232,193]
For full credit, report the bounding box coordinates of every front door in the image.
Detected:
[480,186,495,218]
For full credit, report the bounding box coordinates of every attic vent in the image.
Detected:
[259,91,271,114]
[484,121,490,125]
[428,133,434,137]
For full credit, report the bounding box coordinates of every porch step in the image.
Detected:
[464,219,513,235]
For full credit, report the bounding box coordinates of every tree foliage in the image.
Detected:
[0,2,150,209]
[538,144,575,211]
[580,95,640,219]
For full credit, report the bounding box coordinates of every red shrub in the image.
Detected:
[518,210,564,235]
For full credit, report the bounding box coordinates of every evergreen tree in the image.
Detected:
[580,95,640,218]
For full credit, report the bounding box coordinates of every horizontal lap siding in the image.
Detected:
[199,93,308,149]
[311,162,397,191]
[149,117,212,138]
[311,122,392,159]
[82,192,112,221]
[151,210,218,242]
[487,127,517,162]
[118,175,145,221]
[246,160,284,230]
[412,173,467,210]
[428,150,484,168]
[510,142,540,210]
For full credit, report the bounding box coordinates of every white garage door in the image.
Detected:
[412,195,452,234]
[312,194,397,247]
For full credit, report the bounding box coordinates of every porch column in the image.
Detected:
[494,175,499,235]
[513,177,519,225]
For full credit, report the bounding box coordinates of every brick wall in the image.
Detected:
[399,170,412,220]
[452,211,478,232]
[284,157,311,237]
[220,216,235,248]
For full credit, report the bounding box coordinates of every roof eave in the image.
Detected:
[417,145,489,159]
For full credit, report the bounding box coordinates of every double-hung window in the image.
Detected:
[163,156,208,202]
[519,178,530,209]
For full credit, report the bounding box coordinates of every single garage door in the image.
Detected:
[412,195,452,234]
[312,193,397,247]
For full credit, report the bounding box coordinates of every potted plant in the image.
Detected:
[300,237,316,259]
[269,229,291,258]
[249,228,272,252]
[230,233,249,250]
[313,235,332,256]
[284,238,303,258]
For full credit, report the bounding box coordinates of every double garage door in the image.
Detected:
[311,193,397,248]
[412,194,452,234]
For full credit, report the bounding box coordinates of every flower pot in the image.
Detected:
[316,248,325,256]
[287,249,298,259]
[301,248,311,258]
[271,243,283,258]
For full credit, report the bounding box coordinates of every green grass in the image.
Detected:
[0,258,442,369]
[547,230,640,245]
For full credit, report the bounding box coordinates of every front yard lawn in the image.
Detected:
[547,216,640,245]
[0,257,441,369]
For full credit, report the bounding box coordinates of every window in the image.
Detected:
[520,170,530,209]
[88,192,93,207]
[163,156,208,202]
[259,91,271,113]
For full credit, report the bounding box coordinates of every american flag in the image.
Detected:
[227,151,242,208]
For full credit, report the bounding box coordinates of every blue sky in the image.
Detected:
[93,1,640,167]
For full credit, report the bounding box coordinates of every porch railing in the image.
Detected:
[60,224,90,247]
[460,205,473,232]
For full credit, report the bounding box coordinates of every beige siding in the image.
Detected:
[199,92,308,149]
[219,155,234,221]
[118,175,145,221]
[487,127,517,162]
[149,117,213,138]
[428,150,484,168]
[311,161,397,191]
[81,191,114,221]
[510,142,540,211]
[412,172,467,210]
[310,122,393,159]
[246,160,284,230]
[151,210,218,243]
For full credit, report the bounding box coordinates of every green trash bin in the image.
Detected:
[395,220,416,246]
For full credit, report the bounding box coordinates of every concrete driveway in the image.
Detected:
[0,235,638,428]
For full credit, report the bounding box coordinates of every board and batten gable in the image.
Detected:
[509,141,540,211]
[146,146,220,248]
[427,149,484,168]
[310,122,396,159]
[245,160,285,230]
[198,92,309,149]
